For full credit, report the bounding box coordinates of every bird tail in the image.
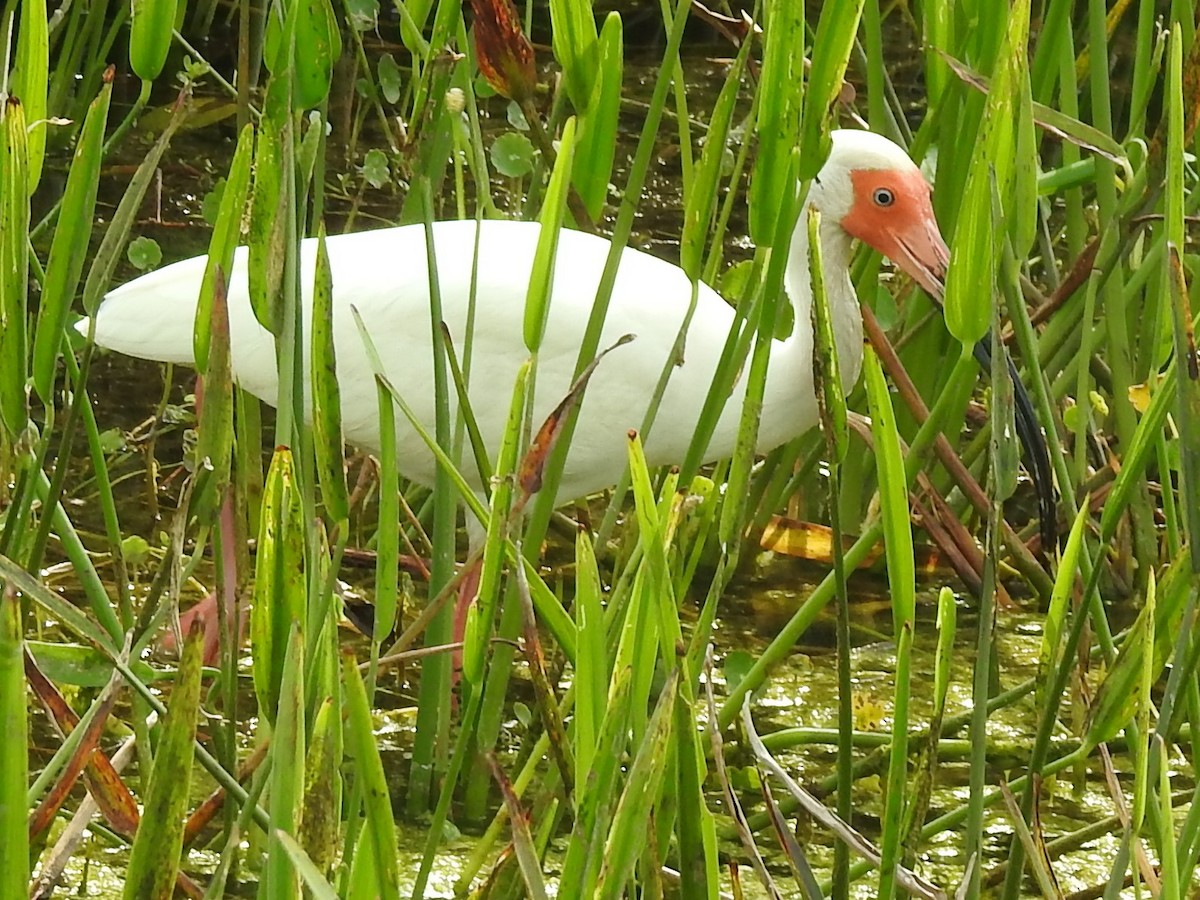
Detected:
[78,256,207,366]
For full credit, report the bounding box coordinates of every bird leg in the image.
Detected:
[452,556,484,678]
[160,376,247,665]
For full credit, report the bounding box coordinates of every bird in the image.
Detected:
[86,129,1053,547]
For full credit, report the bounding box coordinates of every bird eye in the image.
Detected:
[873,187,895,207]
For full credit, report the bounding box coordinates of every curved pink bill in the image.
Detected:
[841,167,949,302]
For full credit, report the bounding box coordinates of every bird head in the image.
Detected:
[818,130,949,302]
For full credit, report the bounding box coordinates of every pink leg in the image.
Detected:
[159,591,247,666]
[159,375,248,665]
[451,557,483,679]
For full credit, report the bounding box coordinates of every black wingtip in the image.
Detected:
[973,338,1058,556]
[1010,355,1058,555]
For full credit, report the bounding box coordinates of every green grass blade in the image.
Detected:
[680,33,749,280]
[863,344,915,897]
[1036,501,1090,712]
[310,223,349,522]
[548,0,599,111]
[371,358,400,643]
[997,782,1063,898]
[194,123,254,370]
[129,0,178,80]
[524,116,576,352]
[487,754,550,900]
[441,319,494,490]
[807,207,847,463]
[408,179,458,815]
[290,0,341,109]
[573,527,606,792]
[933,586,956,729]
[465,361,528,687]
[863,346,915,627]
[349,308,485,524]
[899,585,957,860]
[342,651,400,898]
[943,0,1030,345]
[251,448,306,721]
[877,622,913,900]
[749,0,803,245]
[626,431,681,666]
[249,124,284,334]
[1130,570,1156,846]
[559,666,630,893]
[572,13,621,220]
[263,624,306,897]
[274,831,340,899]
[32,78,111,402]
[300,696,342,878]
[1164,23,1200,569]
[967,542,1000,894]
[12,0,47,192]
[0,587,27,894]
[672,687,718,897]
[0,552,118,656]
[1087,550,1194,748]
[0,98,30,442]
[810,201,852,896]
[409,684,485,896]
[192,259,235,523]
[1157,734,1180,895]
[1029,0,1072,101]
[989,295,1019,503]
[123,622,204,900]
[80,85,188,316]
[596,671,678,900]
[798,0,864,179]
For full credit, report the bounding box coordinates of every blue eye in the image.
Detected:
[873,187,895,207]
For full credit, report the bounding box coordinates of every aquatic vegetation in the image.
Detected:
[0,0,1196,896]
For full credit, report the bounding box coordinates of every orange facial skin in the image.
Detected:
[841,167,949,300]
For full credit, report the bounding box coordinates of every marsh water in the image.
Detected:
[42,15,1182,900]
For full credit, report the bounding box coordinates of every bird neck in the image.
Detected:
[786,211,862,379]
[783,211,862,368]
[756,213,861,451]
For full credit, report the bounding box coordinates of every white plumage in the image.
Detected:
[88,130,945,505]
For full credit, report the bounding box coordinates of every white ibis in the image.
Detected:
[86,129,1053,545]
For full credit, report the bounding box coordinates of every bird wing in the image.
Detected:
[90,220,746,500]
